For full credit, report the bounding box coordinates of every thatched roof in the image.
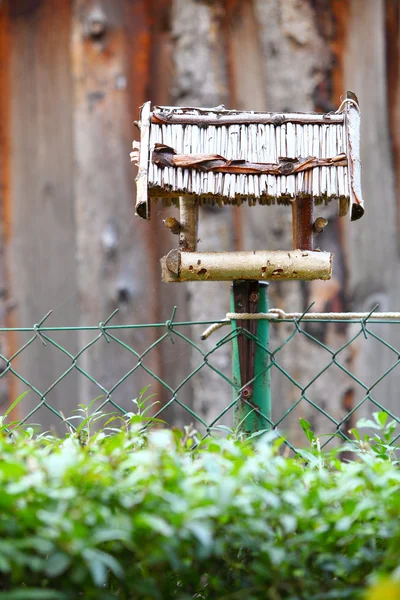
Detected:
[132,97,363,221]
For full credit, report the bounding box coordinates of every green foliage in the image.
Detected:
[0,406,400,599]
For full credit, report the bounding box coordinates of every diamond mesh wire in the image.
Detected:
[1,309,400,448]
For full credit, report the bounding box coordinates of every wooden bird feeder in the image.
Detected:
[131,92,363,284]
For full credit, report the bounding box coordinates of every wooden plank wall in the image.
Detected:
[71,0,156,412]
[6,0,79,426]
[341,0,400,419]
[1,0,400,436]
[0,1,14,414]
[0,0,191,426]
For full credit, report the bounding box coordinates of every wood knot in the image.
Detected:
[85,6,107,41]
[280,161,295,175]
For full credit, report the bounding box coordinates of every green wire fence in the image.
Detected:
[1,305,400,449]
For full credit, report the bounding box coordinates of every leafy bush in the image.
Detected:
[0,406,400,599]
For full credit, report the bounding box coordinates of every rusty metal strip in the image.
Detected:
[152,144,347,176]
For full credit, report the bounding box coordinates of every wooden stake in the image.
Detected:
[179,196,198,252]
[292,196,314,250]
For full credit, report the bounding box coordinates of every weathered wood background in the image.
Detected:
[0,0,399,438]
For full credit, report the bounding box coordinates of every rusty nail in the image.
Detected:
[242,386,253,399]
[249,292,259,303]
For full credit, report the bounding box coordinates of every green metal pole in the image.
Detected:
[253,282,271,431]
[230,287,243,427]
[231,282,271,435]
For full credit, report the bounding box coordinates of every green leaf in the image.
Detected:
[187,521,213,551]
[375,411,389,427]
[137,514,173,537]
[1,391,29,423]
[0,554,10,573]
[83,549,107,587]
[280,514,297,534]
[75,415,92,434]
[335,516,353,532]
[355,418,382,430]
[44,553,71,578]
[0,590,66,599]
[83,548,123,586]
[92,528,131,545]
[349,428,361,442]
[299,418,315,443]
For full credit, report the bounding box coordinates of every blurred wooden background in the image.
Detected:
[0,0,399,441]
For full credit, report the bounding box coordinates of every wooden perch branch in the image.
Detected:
[161,249,332,282]
[152,144,347,176]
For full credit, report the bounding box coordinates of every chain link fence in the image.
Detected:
[1,307,400,449]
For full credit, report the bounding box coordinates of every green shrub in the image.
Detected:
[0,408,400,599]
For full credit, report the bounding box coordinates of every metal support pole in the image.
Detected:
[231,281,271,435]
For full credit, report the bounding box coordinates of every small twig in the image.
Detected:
[313,217,328,234]
[163,217,181,235]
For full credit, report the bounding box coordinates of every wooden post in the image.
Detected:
[292,196,314,250]
[179,197,198,252]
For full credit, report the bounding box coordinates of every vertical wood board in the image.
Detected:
[8,0,79,427]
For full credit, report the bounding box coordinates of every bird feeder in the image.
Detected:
[131,92,363,284]
[131,93,363,435]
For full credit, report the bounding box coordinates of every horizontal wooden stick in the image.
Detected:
[151,111,344,126]
[161,249,332,282]
[152,144,347,175]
